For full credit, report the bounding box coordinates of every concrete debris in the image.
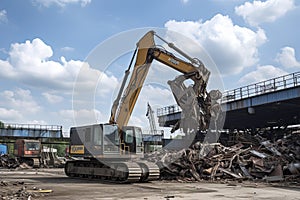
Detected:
[0,181,51,200]
[145,133,300,183]
[18,163,33,169]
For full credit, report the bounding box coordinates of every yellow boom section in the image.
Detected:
[113,30,210,128]
[114,31,155,127]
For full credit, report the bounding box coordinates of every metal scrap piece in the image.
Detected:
[270,164,283,177]
[261,141,282,156]
[287,163,300,175]
[250,157,264,167]
[219,168,242,179]
[263,176,284,182]
[239,164,253,179]
[250,150,268,159]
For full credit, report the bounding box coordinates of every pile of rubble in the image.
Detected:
[0,181,52,200]
[0,155,19,169]
[146,133,300,182]
[0,155,38,169]
[0,154,65,169]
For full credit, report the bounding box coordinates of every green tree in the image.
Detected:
[0,121,4,128]
[53,144,67,157]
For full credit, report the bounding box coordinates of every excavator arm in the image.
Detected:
[109,30,221,133]
[109,31,155,127]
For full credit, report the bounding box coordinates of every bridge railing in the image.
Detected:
[0,123,63,139]
[157,104,181,117]
[1,123,62,131]
[222,71,300,102]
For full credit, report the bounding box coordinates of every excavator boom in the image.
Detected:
[110,30,219,133]
[109,31,155,127]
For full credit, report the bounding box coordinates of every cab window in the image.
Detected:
[125,129,134,143]
[93,125,102,145]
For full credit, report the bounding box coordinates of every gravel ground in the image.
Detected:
[0,168,300,200]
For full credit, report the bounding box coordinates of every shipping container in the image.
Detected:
[0,144,7,155]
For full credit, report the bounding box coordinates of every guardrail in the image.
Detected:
[222,71,300,102]
[1,123,62,131]
[157,71,300,116]
[157,104,181,117]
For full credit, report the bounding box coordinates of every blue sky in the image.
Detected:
[0,0,299,135]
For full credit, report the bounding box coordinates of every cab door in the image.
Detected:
[122,126,144,154]
[122,127,136,153]
[133,127,143,154]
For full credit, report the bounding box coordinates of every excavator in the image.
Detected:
[64,30,221,183]
[14,139,41,167]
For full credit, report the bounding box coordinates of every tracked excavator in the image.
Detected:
[64,30,221,183]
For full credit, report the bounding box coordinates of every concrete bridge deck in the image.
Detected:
[0,123,65,142]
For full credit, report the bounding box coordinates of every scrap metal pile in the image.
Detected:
[0,155,38,169]
[0,154,65,169]
[145,133,300,182]
[0,155,19,169]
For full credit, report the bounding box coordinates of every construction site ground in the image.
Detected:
[0,168,300,200]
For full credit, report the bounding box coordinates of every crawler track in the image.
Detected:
[64,159,160,183]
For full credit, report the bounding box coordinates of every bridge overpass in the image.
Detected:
[0,123,68,144]
[157,71,300,130]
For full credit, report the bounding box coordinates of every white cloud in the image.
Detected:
[42,92,64,104]
[0,36,123,131]
[61,46,75,52]
[33,0,91,7]
[58,109,103,127]
[128,84,175,128]
[0,38,120,129]
[9,38,53,69]
[0,38,118,93]
[180,0,189,4]
[57,109,100,135]
[0,88,44,123]
[165,14,267,75]
[25,119,48,125]
[0,60,15,78]
[235,0,295,27]
[129,116,145,128]
[0,10,7,23]
[0,108,22,121]
[276,47,300,68]
[238,65,287,85]
[0,88,41,114]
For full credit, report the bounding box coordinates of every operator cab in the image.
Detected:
[69,124,144,159]
[121,126,143,155]
[14,139,41,157]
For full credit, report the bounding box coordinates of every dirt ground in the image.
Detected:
[0,168,300,200]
